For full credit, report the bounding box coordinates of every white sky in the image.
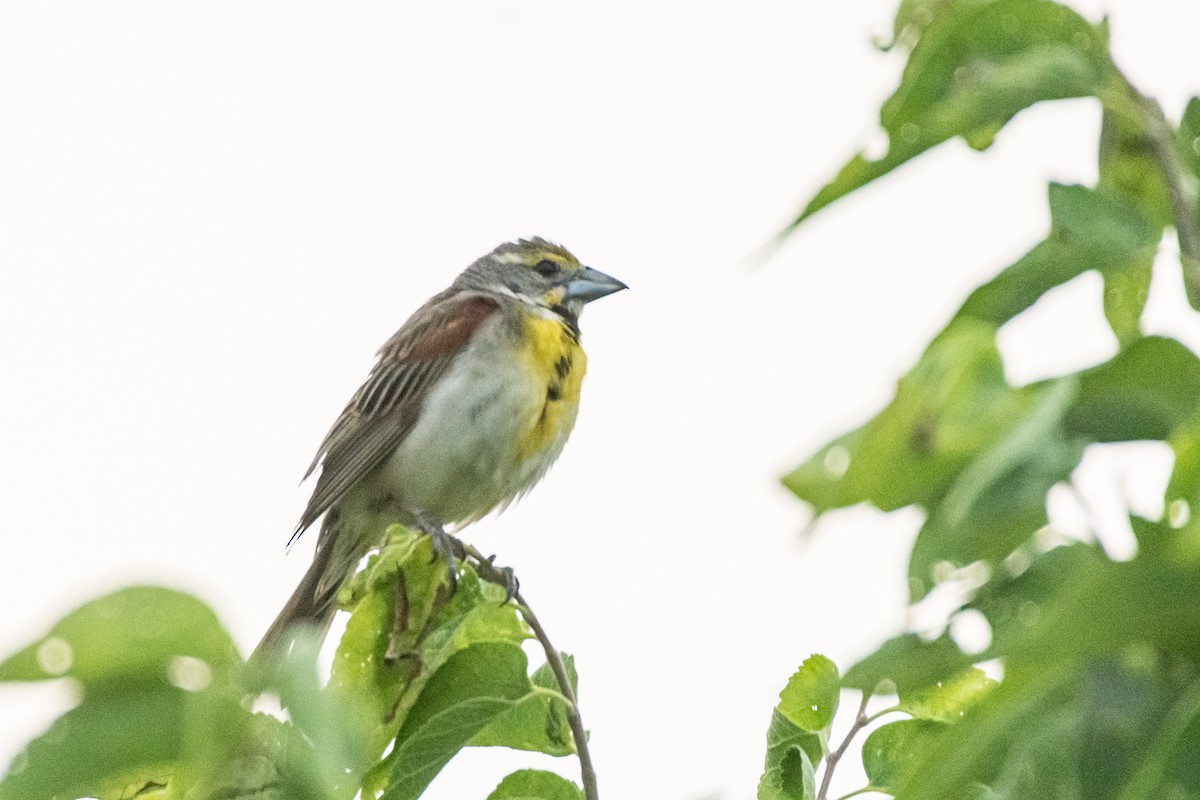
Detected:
[2,2,1199,799]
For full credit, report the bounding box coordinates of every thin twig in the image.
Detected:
[816,691,872,800]
[833,787,880,800]
[514,592,598,800]
[462,545,599,800]
[863,705,902,725]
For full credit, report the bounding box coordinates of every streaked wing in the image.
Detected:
[290,291,501,543]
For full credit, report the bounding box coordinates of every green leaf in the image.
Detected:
[886,0,986,51]
[0,586,240,686]
[954,184,1161,329]
[965,539,1200,797]
[777,655,840,731]
[471,654,577,756]
[892,666,1077,800]
[862,719,948,792]
[531,652,578,697]
[1006,538,1200,666]
[0,587,341,800]
[909,377,1082,596]
[184,713,334,800]
[1102,257,1152,346]
[486,770,584,800]
[1047,181,1161,253]
[329,526,530,764]
[1078,659,1166,799]
[899,668,997,722]
[1065,336,1200,442]
[269,631,369,796]
[1166,407,1200,512]
[967,541,1104,654]
[844,634,974,696]
[1175,97,1200,180]
[381,642,534,800]
[783,321,1019,515]
[1118,675,1200,800]
[0,684,186,800]
[758,713,817,800]
[1099,104,1172,229]
[792,0,1109,225]
[982,693,1083,800]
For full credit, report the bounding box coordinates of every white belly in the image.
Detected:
[370,337,575,526]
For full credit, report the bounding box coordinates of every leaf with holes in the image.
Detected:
[330,526,531,766]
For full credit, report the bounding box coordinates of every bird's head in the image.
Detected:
[460,238,627,321]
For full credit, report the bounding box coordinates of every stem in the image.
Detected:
[864,705,902,725]
[1114,70,1200,308]
[516,591,599,800]
[834,787,881,800]
[463,545,599,800]
[817,691,872,800]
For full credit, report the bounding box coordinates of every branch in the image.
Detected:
[817,691,873,800]
[1114,71,1200,308]
[463,545,599,800]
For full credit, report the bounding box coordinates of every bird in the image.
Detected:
[252,238,626,663]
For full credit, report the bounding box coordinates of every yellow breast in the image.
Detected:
[515,312,587,461]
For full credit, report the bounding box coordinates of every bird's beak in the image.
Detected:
[564,266,628,303]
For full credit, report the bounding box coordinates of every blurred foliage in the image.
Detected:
[5,2,1200,799]
[0,527,582,800]
[767,0,1200,798]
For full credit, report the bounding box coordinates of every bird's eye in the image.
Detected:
[533,259,559,277]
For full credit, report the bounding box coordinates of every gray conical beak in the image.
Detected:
[564,266,628,303]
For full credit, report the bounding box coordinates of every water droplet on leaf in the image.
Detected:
[823,446,850,478]
[167,656,212,692]
[1169,499,1190,528]
[36,637,73,676]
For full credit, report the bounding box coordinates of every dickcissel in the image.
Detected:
[253,238,626,661]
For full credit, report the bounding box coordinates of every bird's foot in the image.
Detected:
[480,554,520,604]
[412,512,464,590]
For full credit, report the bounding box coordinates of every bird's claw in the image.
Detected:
[413,514,463,591]
[483,554,519,603]
[429,528,465,590]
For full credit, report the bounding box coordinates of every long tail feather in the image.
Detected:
[250,542,339,666]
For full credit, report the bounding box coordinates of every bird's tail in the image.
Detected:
[249,540,339,667]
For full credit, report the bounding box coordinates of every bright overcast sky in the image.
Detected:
[2,2,1199,798]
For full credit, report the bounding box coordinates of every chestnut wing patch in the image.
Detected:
[291,293,501,542]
